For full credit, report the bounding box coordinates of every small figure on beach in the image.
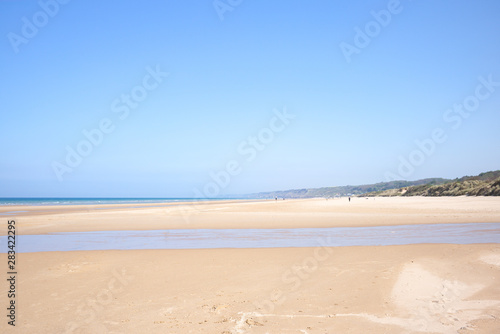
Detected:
[348,196,351,202]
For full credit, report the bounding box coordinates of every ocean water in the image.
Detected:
[0,197,234,206]
[1,223,499,253]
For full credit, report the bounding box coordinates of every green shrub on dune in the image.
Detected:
[368,172,500,197]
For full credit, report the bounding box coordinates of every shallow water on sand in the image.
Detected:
[1,223,500,253]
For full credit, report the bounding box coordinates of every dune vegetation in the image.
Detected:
[363,171,500,197]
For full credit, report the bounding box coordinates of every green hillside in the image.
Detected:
[249,178,449,199]
[364,170,500,197]
[244,170,500,199]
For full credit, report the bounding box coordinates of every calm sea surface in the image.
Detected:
[0,197,234,206]
[1,223,499,253]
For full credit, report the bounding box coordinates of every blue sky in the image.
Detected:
[1,0,499,197]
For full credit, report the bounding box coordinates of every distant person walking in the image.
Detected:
[348,196,351,202]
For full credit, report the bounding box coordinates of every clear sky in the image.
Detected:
[1,0,500,198]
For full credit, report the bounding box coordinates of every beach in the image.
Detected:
[1,197,500,333]
[2,196,500,235]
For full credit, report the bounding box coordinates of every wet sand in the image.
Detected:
[1,197,500,333]
[5,223,500,253]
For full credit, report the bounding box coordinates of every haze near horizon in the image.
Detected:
[1,0,499,198]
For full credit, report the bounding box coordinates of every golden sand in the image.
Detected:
[1,197,500,333]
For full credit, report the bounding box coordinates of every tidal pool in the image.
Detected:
[1,223,499,253]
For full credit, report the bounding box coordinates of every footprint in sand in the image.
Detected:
[322,262,500,333]
[380,263,498,333]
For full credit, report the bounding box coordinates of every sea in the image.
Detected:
[0,197,234,206]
